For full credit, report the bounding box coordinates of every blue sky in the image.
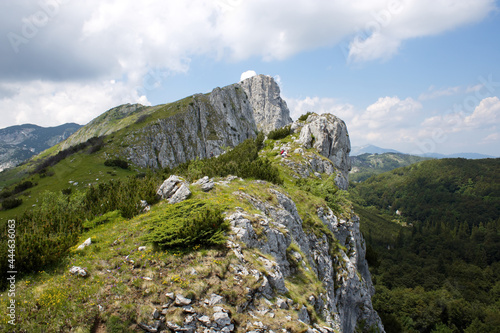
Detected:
[0,0,499,156]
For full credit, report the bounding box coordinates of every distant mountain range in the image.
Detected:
[351,144,496,159]
[0,123,82,172]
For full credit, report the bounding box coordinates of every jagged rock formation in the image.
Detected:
[239,74,292,134]
[124,87,257,169]
[147,174,384,332]
[228,189,383,332]
[0,123,81,172]
[123,75,292,169]
[53,75,292,171]
[293,113,351,190]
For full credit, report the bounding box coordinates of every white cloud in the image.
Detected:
[347,0,495,62]
[0,0,495,128]
[419,85,461,100]
[421,96,500,132]
[286,95,422,148]
[286,96,355,121]
[354,96,422,129]
[0,80,149,127]
[481,132,500,144]
[240,70,257,81]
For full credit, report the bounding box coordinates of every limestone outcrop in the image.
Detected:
[227,187,384,332]
[239,74,293,134]
[295,114,351,189]
[122,75,292,169]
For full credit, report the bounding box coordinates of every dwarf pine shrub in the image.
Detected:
[1,197,23,210]
[267,125,291,140]
[167,135,283,184]
[298,112,313,121]
[142,200,229,250]
[104,158,129,169]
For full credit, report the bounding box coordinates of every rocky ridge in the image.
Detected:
[122,75,292,169]
[125,169,383,332]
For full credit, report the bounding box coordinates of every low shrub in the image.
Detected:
[135,114,150,124]
[13,180,35,194]
[61,188,72,195]
[104,158,129,169]
[298,112,313,121]
[267,125,291,140]
[83,210,122,230]
[166,134,282,184]
[143,201,229,250]
[296,174,346,214]
[1,197,22,210]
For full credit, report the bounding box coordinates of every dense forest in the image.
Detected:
[350,158,500,333]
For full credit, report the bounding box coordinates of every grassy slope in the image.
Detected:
[0,96,199,223]
[0,130,351,332]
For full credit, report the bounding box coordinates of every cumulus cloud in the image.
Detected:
[0,0,495,128]
[286,95,422,147]
[240,70,257,81]
[421,96,500,132]
[347,0,495,62]
[354,96,422,129]
[481,132,500,144]
[0,79,149,127]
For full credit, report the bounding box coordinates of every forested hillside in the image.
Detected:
[349,152,432,183]
[350,158,500,332]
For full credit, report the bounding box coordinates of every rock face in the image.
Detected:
[296,114,351,189]
[228,188,384,332]
[55,75,292,171]
[124,75,292,169]
[239,74,293,134]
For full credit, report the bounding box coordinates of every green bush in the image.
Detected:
[0,191,85,289]
[298,112,313,121]
[267,125,291,140]
[167,135,282,184]
[61,187,72,195]
[84,174,161,219]
[143,200,229,250]
[104,158,129,169]
[1,197,23,210]
[13,180,35,194]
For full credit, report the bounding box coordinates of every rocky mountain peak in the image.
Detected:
[239,74,292,133]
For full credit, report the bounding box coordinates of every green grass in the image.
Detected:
[0,149,139,222]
